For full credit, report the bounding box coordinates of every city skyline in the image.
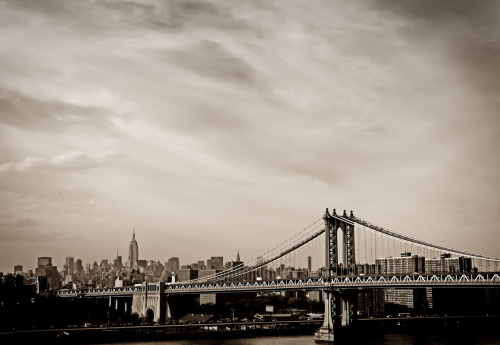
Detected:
[3,229,245,275]
[1,1,500,274]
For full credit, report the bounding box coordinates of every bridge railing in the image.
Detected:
[54,272,500,297]
[163,272,500,294]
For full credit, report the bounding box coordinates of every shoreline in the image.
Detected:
[2,316,499,344]
[0,325,320,344]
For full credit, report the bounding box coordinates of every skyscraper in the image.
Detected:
[114,253,123,271]
[208,257,223,270]
[128,229,139,270]
[166,257,180,274]
[76,259,83,274]
[66,256,75,275]
[38,257,52,268]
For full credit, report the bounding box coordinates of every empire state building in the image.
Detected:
[128,229,139,270]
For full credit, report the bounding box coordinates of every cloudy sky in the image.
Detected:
[1,0,499,273]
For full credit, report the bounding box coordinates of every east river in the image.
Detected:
[96,333,500,345]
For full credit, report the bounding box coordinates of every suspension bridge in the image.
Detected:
[57,208,500,343]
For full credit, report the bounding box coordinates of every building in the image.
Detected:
[356,263,376,275]
[459,256,473,272]
[376,253,425,275]
[35,257,56,278]
[128,229,139,270]
[425,254,460,274]
[426,288,433,310]
[166,257,180,274]
[225,251,244,271]
[200,293,216,305]
[115,277,124,288]
[76,259,83,274]
[45,266,60,290]
[207,257,223,270]
[38,257,52,268]
[357,289,385,317]
[14,265,23,274]
[385,288,414,308]
[136,260,147,271]
[291,270,308,280]
[100,259,108,270]
[114,255,122,271]
[66,256,75,275]
[198,269,216,282]
[308,290,322,302]
[178,268,198,282]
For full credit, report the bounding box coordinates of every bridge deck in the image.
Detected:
[56,273,500,297]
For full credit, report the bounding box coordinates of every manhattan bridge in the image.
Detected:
[58,208,500,343]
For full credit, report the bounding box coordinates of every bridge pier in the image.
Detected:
[315,289,356,343]
[340,296,352,327]
[314,290,335,343]
[132,282,168,323]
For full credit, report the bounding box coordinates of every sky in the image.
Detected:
[0,0,499,274]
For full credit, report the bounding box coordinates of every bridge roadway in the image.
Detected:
[56,272,500,297]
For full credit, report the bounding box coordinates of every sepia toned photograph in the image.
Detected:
[1,1,499,344]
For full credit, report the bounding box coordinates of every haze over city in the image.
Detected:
[1,0,500,274]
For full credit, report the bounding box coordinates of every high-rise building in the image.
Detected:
[114,255,122,271]
[66,256,75,275]
[100,259,108,269]
[14,265,23,273]
[459,256,472,272]
[136,260,147,271]
[166,257,180,274]
[208,257,223,270]
[357,289,385,317]
[75,259,83,274]
[385,288,414,308]
[376,253,425,275]
[226,251,243,270]
[38,257,52,269]
[425,255,459,273]
[128,229,139,270]
[199,269,216,282]
[178,268,198,282]
[35,257,54,277]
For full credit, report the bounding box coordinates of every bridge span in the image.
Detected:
[57,273,500,298]
[54,208,500,343]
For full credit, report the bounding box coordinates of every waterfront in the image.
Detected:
[4,323,500,345]
[3,316,500,345]
[95,332,500,345]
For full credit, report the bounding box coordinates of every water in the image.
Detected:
[97,332,500,345]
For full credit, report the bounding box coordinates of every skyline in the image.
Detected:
[1,1,500,273]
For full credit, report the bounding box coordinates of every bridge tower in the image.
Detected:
[316,208,356,343]
[323,208,356,276]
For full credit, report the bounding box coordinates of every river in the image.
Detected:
[96,332,500,345]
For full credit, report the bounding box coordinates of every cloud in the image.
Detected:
[0,150,120,174]
[165,40,257,83]
[0,88,122,133]
[0,215,39,229]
